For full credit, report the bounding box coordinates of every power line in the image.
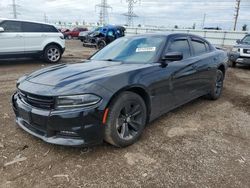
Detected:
[233,0,241,31]
[123,0,141,26]
[96,0,112,26]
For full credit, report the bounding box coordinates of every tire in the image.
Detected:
[228,60,236,67]
[97,40,106,49]
[206,70,224,100]
[44,45,62,63]
[104,91,147,147]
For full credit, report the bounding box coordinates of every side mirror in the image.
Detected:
[236,39,241,44]
[162,52,183,62]
[0,27,4,32]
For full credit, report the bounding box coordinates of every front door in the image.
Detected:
[163,37,199,109]
[0,20,24,55]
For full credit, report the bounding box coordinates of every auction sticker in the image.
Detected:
[136,47,156,52]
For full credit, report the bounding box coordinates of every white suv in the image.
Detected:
[0,19,65,63]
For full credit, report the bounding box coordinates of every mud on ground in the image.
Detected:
[0,40,249,188]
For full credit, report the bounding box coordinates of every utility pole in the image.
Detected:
[96,0,112,26]
[12,0,17,19]
[123,0,141,27]
[233,0,241,31]
[202,13,206,29]
[44,13,48,23]
[10,0,20,19]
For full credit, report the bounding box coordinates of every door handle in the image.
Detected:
[41,34,48,37]
[16,34,23,38]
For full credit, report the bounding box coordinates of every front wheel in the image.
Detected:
[44,45,62,63]
[97,40,106,49]
[104,92,147,147]
[206,70,224,100]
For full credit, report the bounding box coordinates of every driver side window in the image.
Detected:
[168,39,191,59]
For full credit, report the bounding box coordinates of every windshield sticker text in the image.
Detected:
[136,47,156,52]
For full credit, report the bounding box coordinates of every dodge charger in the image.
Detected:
[12,33,228,147]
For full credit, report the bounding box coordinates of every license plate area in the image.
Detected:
[18,107,31,124]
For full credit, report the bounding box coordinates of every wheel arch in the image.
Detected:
[43,42,63,53]
[105,85,151,122]
[217,64,226,77]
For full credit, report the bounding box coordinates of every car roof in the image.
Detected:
[0,18,55,26]
[102,25,125,30]
[128,33,205,39]
[125,33,212,45]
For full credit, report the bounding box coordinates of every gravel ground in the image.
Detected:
[0,40,250,188]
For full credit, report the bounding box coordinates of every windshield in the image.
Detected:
[242,35,250,44]
[91,36,166,64]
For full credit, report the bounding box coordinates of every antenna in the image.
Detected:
[96,0,112,26]
[233,0,241,31]
[123,0,141,27]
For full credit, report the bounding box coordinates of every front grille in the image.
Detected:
[18,91,55,109]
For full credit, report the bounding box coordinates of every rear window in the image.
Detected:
[22,22,58,32]
[191,39,207,55]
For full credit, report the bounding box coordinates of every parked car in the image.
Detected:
[78,27,101,42]
[64,27,88,39]
[83,25,125,49]
[0,18,65,63]
[59,28,70,33]
[12,33,228,147]
[228,34,250,67]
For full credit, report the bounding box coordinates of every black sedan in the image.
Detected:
[12,33,228,147]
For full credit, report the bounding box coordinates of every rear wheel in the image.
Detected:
[104,92,147,147]
[44,45,62,63]
[206,70,224,100]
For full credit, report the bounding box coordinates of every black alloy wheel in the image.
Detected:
[104,92,147,147]
[206,69,224,100]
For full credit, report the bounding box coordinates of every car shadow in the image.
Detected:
[0,58,49,66]
[235,64,250,70]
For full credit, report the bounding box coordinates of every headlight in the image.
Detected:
[56,94,101,108]
[17,75,27,87]
[232,47,239,52]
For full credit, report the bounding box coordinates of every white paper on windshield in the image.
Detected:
[136,47,156,52]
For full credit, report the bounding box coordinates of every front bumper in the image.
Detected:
[228,52,250,65]
[12,93,104,147]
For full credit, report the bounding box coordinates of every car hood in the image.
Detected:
[24,60,150,88]
[234,44,250,48]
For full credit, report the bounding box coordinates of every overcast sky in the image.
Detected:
[0,0,249,30]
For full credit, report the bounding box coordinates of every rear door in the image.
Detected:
[22,22,44,53]
[0,20,24,54]
[190,37,215,92]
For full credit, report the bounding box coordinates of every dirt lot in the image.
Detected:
[0,40,250,188]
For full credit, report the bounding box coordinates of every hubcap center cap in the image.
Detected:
[124,116,131,123]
